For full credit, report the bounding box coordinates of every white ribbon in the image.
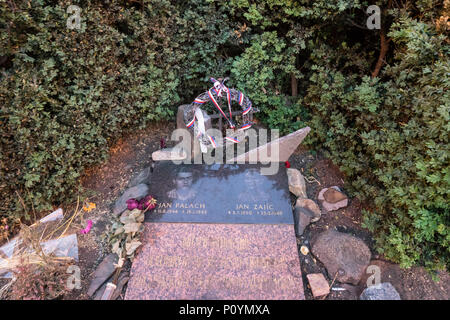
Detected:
[194,107,208,153]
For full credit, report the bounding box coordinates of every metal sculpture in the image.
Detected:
[182,77,258,152]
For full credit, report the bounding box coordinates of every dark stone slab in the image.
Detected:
[125,223,304,300]
[145,162,294,224]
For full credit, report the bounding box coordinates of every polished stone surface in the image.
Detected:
[145,162,294,224]
[228,126,310,163]
[125,223,304,300]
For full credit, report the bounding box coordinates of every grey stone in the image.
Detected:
[295,198,321,222]
[93,280,109,300]
[87,253,118,297]
[360,282,401,300]
[312,229,371,285]
[287,168,307,198]
[152,147,187,161]
[128,167,151,187]
[294,207,312,237]
[176,104,191,130]
[229,127,311,163]
[110,272,130,300]
[113,184,149,216]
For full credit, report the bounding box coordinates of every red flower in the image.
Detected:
[139,195,157,211]
[285,161,291,168]
[126,198,139,210]
[160,138,166,149]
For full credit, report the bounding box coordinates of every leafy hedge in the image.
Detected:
[0,0,236,219]
[301,6,449,272]
[1,0,449,271]
[1,1,179,222]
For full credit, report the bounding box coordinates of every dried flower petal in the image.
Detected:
[80,220,93,234]
[126,198,139,210]
[83,202,96,212]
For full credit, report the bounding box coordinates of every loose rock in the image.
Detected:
[152,147,187,161]
[113,184,149,216]
[93,280,109,300]
[287,168,307,198]
[307,273,330,298]
[295,198,321,222]
[311,229,371,285]
[300,245,309,256]
[318,186,348,211]
[360,282,401,300]
[87,253,118,297]
[110,273,130,300]
[323,188,347,203]
[293,207,312,237]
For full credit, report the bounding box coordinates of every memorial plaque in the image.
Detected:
[125,223,304,300]
[145,162,293,225]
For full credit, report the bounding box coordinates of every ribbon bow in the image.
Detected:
[210,77,229,97]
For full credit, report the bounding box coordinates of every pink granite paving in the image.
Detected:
[125,223,304,300]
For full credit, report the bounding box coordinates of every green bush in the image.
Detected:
[301,7,449,271]
[227,0,449,272]
[0,0,241,221]
[0,0,180,220]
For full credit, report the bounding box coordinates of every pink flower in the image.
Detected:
[126,198,139,210]
[80,220,93,234]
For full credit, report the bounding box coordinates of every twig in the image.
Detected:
[346,18,368,30]
[305,175,321,185]
[0,276,15,299]
[321,271,339,300]
[44,196,81,241]
[26,189,36,222]
[112,266,122,285]
[56,196,81,240]
[15,190,28,219]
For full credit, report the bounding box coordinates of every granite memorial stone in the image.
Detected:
[145,162,294,225]
[125,223,304,300]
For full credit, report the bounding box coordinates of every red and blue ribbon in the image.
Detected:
[225,136,240,143]
[208,135,217,148]
[186,116,196,128]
